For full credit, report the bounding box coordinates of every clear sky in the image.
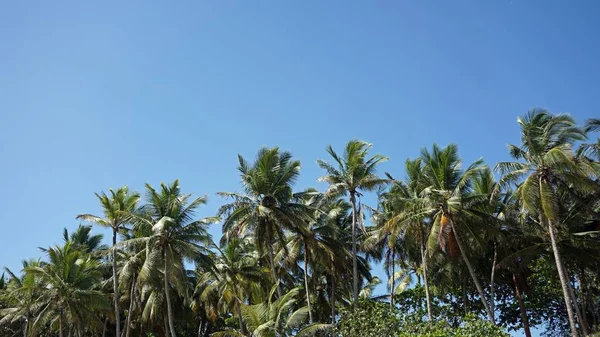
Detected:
[1,1,598,335]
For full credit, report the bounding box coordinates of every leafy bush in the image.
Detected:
[335,300,400,337]
[398,314,509,337]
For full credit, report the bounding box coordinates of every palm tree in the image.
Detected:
[77,186,140,337]
[0,260,43,337]
[128,180,216,337]
[496,109,596,336]
[218,147,309,298]
[317,140,388,308]
[26,242,109,337]
[197,237,267,333]
[61,224,107,255]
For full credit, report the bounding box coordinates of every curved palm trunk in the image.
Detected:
[449,218,495,324]
[419,224,433,321]
[350,192,359,309]
[112,229,121,337]
[164,250,177,337]
[303,242,313,323]
[513,273,532,337]
[125,272,136,337]
[548,222,579,336]
[565,266,588,336]
[490,243,497,323]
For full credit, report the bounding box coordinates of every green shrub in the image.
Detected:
[335,300,400,337]
[398,314,509,337]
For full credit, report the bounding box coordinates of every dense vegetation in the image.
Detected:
[1,109,599,337]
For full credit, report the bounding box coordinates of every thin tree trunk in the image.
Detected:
[197,318,203,337]
[112,229,121,337]
[164,250,177,337]
[490,243,497,324]
[565,266,588,336]
[59,308,64,337]
[576,270,590,334]
[330,267,336,324]
[236,303,246,335]
[513,273,532,337]
[390,246,395,309]
[125,272,136,337]
[303,242,313,323]
[163,312,170,337]
[539,176,578,336]
[420,224,433,322]
[266,229,283,298]
[547,219,579,336]
[350,192,359,309]
[449,218,495,324]
[102,317,107,337]
[23,316,28,337]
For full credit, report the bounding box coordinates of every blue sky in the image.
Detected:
[1,1,599,335]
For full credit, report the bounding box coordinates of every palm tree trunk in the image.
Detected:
[577,269,590,333]
[303,242,313,323]
[112,229,121,337]
[419,225,433,322]
[163,250,177,337]
[102,317,107,337]
[236,303,246,334]
[23,317,28,337]
[449,218,495,324]
[512,273,532,337]
[565,266,588,336]
[266,229,282,298]
[330,267,336,324]
[125,272,136,337]
[490,243,497,323]
[390,246,395,309]
[163,312,170,337]
[350,192,359,309]
[59,308,64,337]
[547,219,579,336]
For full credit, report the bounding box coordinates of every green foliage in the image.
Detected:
[335,300,400,337]
[397,314,508,337]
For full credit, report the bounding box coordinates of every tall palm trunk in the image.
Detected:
[125,272,136,337]
[330,266,336,324]
[236,303,246,334]
[164,250,177,337]
[303,242,313,323]
[512,273,532,337]
[419,224,433,321]
[350,192,359,309]
[539,176,578,336]
[448,218,495,324]
[565,266,588,336]
[490,243,498,323]
[266,229,283,298]
[59,308,64,337]
[112,229,121,337]
[390,246,395,309]
[547,219,578,336]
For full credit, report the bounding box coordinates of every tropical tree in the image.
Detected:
[77,186,140,337]
[496,109,597,336]
[218,147,310,298]
[317,140,388,308]
[0,260,43,337]
[127,180,216,337]
[26,242,109,337]
[197,237,267,333]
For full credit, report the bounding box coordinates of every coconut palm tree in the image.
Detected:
[26,242,109,337]
[127,180,216,337]
[197,237,267,333]
[218,147,310,298]
[496,109,597,336]
[0,260,43,337]
[77,186,140,337]
[317,140,388,308]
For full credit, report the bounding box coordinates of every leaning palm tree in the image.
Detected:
[218,147,310,298]
[127,180,216,337]
[317,140,388,308]
[77,186,140,337]
[496,109,596,336]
